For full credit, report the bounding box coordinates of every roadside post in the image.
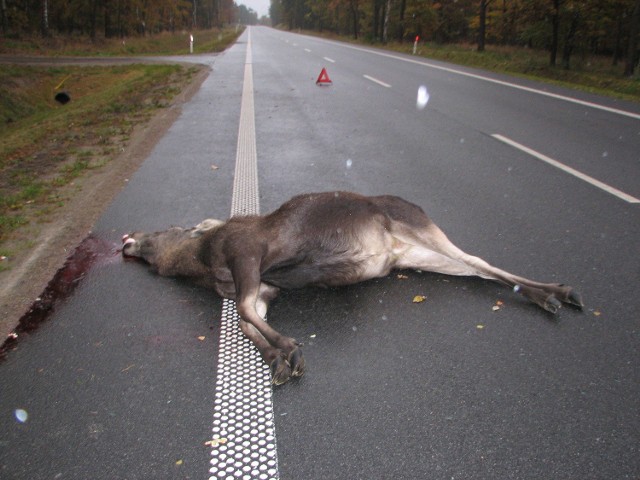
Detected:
[190,34,194,53]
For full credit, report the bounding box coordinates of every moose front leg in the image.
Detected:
[236,296,305,385]
[231,257,305,385]
[236,319,299,385]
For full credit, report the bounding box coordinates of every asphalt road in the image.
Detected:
[1,27,639,480]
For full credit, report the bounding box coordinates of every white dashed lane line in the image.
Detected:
[363,74,391,88]
[493,134,640,204]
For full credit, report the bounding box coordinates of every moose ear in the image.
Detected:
[190,219,224,238]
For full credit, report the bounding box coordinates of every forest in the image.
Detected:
[269,0,640,75]
[0,0,260,39]
[1,1,638,76]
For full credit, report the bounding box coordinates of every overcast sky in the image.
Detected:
[238,0,270,18]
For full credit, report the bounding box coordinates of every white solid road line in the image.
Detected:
[363,74,391,88]
[492,134,640,204]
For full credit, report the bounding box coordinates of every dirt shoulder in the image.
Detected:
[0,59,210,342]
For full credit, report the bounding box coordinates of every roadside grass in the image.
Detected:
[0,27,243,271]
[0,63,200,255]
[0,26,243,56]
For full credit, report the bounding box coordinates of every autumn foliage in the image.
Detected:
[0,0,254,39]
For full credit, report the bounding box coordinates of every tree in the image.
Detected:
[550,0,560,65]
[347,0,360,38]
[561,4,581,69]
[397,0,406,41]
[433,0,474,43]
[41,0,49,37]
[382,0,392,43]
[626,0,640,75]
[478,0,492,51]
[0,0,7,35]
[238,4,258,25]
[306,0,333,31]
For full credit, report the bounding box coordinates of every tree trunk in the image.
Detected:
[613,9,623,66]
[90,0,99,40]
[625,0,640,76]
[193,0,198,29]
[1,0,8,35]
[104,0,112,38]
[116,0,123,37]
[550,0,560,66]
[561,9,580,70]
[478,0,488,52]
[350,0,359,39]
[397,0,406,42]
[372,0,380,41]
[41,0,49,37]
[383,0,392,43]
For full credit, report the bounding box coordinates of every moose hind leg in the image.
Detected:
[450,254,584,313]
[509,279,583,312]
[397,224,583,314]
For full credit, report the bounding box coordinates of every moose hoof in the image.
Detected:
[270,356,292,386]
[568,289,584,309]
[288,347,305,378]
[543,295,562,314]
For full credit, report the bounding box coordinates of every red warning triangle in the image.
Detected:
[316,67,332,85]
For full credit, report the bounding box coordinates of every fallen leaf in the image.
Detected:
[496,300,504,306]
[412,295,427,303]
[211,165,219,170]
[197,336,206,341]
[477,324,485,329]
[205,438,228,447]
[175,459,183,466]
[121,364,135,372]
[593,310,602,317]
[492,305,501,311]
[309,334,317,338]
[397,274,409,279]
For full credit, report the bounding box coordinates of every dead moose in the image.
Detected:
[122,191,583,385]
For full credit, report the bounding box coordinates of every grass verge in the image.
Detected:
[0,63,199,262]
[0,27,244,272]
